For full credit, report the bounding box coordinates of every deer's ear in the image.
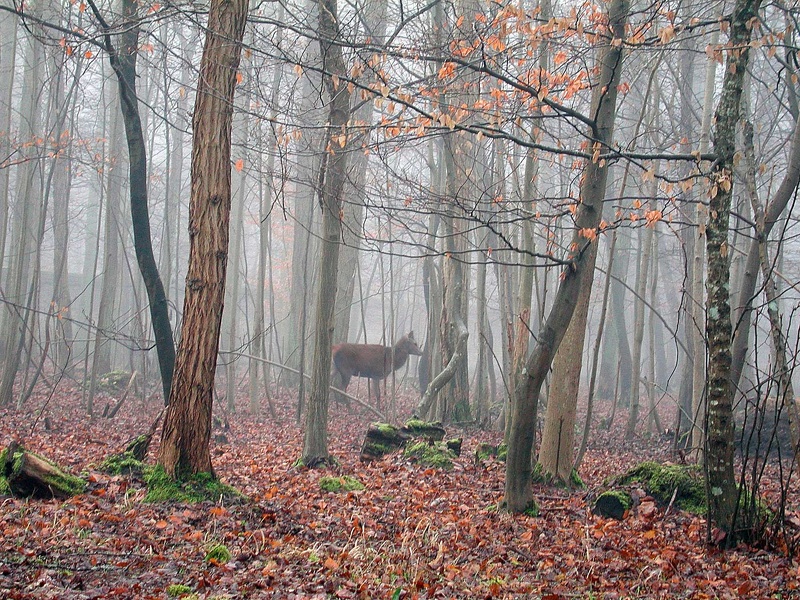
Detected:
[408,330,414,337]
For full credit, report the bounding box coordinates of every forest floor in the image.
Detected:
[0,379,798,599]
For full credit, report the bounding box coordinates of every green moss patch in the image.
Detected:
[319,475,365,493]
[99,452,145,476]
[205,544,232,564]
[403,440,457,469]
[1,444,86,498]
[617,461,705,514]
[166,584,194,597]
[143,465,245,504]
[475,442,507,463]
[403,418,445,441]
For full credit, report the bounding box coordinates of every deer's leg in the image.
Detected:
[373,379,382,412]
[333,372,351,408]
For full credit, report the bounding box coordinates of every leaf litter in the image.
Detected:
[0,381,797,599]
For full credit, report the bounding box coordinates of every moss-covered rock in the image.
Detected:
[617,461,705,514]
[143,465,245,504]
[403,418,445,441]
[360,419,448,461]
[319,475,365,493]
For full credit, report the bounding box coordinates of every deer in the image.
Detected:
[331,331,423,409]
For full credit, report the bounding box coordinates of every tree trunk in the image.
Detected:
[102,0,176,403]
[704,0,761,541]
[284,0,322,386]
[158,0,248,480]
[741,120,800,470]
[301,0,352,465]
[0,10,16,280]
[506,0,628,511]
[536,0,628,484]
[0,7,43,407]
[626,166,657,440]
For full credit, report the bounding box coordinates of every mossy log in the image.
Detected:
[1,442,86,499]
[360,418,447,461]
[592,490,633,520]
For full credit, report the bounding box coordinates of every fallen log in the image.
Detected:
[1,442,86,499]
[360,418,447,461]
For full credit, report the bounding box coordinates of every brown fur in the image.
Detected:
[332,331,423,405]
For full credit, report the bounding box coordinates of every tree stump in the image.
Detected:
[1,442,86,499]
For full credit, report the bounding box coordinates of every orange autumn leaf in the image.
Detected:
[234,158,244,172]
[645,209,663,227]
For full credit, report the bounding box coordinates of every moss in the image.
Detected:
[319,475,365,493]
[0,448,8,495]
[496,443,508,461]
[23,449,86,496]
[474,443,497,462]
[99,452,144,476]
[403,418,445,441]
[143,465,244,504]
[166,584,193,597]
[530,463,584,490]
[569,469,585,489]
[523,501,540,517]
[403,417,429,432]
[619,461,706,514]
[375,422,399,436]
[365,442,392,456]
[205,544,231,564]
[55,470,87,497]
[403,440,456,469]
